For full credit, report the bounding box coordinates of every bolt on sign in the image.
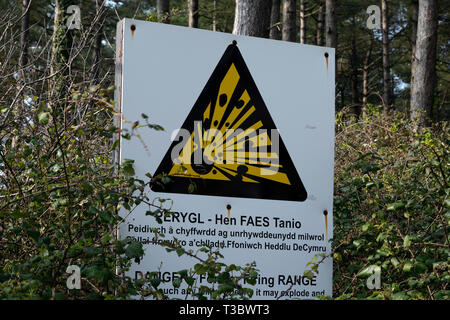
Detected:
[115,19,335,300]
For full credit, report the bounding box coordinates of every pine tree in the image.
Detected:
[282,0,296,42]
[410,0,438,127]
[233,0,271,38]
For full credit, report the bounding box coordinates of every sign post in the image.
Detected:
[115,18,335,299]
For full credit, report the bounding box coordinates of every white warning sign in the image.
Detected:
[116,18,335,299]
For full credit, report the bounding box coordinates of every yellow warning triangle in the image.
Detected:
[151,43,307,202]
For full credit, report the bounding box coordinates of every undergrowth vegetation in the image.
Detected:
[332,106,449,299]
[0,84,259,300]
[0,89,448,300]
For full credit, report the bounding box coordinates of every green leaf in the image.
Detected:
[444,199,450,208]
[353,240,362,248]
[408,278,419,288]
[150,277,161,289]
[243,288,254,298]
[173,278,182,288]
[177,269,188,278]
[333,252,342,262]
[23,147,32,157]
[217,284,233,294]
[176,248,185,257]
[303,270,314,280]
[413,262,427,275]
[217,272,230,283]
[161,176,171,184]
[403,262,413,273]
[185,276,195,286]
[376,232,388,242]
[391,257,400,268]
[194,263,208,275]
[99,210,112,223]
[387,202,405,211]
[392,292,408,300]
[225,264,239,272]
[84,247,102,258]
[361,223,371,232]
[121,159,135,176]
[125,241,143,259]
[403,235,412,248]
[27,229,40,242]
[38,112,50,125]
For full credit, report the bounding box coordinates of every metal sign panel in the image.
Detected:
[116,18,335,300]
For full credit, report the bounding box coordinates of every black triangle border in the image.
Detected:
[151,43,307,202]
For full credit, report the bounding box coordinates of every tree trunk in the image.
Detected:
[299,0,307,44]
[316,0,324,46]
[92,0,104,83]
[381,0,392,110]
[350,31,359,117]
[269,0,281,40]
[233,0,271,38]
[282,0,296,42]
[362,36,374,115]
[410,0,418,105]
[325,0,336,48]
[188,0,199,28]
[157,0,170,24]
[19,0,30,82]
[213,0,217,31]
[50,0,73,102]
[410,0,438,127]
[340,82,345,111]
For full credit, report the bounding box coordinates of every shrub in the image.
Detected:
[332,109,449,300]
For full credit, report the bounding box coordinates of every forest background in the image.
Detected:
[0,0,448,300]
